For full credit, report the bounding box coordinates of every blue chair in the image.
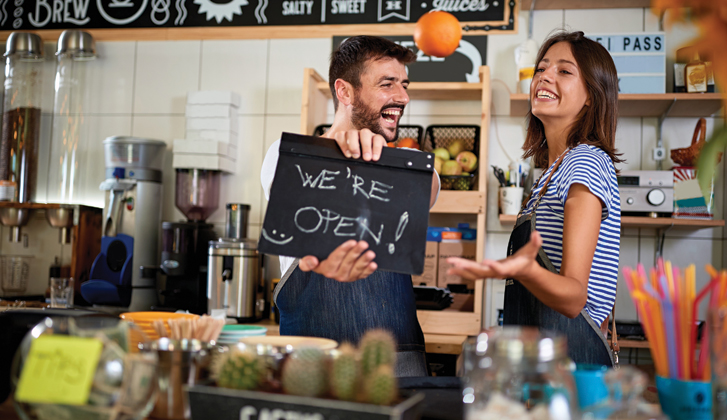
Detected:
[81,234,134,307]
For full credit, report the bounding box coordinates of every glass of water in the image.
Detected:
[50,277,74,308]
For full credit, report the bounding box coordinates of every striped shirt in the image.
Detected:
[522,144,621,325]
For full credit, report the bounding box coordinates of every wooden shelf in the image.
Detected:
[430,190,486,214]
[521,0,649,9]
[510,93,724,118]
[499,214,725,228]
[316,81,483,101]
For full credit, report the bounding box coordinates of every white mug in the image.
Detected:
[499,187,524,215]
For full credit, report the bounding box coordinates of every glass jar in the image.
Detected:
[0,32,44,203]
[463,327,578,420]
[47,30,96,204]
[582,366,667,420]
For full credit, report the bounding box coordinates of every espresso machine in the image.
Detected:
[157,169,220,314]
[81,136,166,310]
[208,203,266,322]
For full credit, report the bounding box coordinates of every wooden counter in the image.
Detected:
[256,319,468,355]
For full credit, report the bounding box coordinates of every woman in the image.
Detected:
[448,31,623,366]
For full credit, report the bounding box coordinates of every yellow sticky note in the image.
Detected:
[15,335,104,405]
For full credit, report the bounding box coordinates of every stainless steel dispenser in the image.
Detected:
[207,239,263,321]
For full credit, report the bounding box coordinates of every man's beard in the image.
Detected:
[351,95,400,143]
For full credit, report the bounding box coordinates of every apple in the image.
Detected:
[432,147,450,161]
[456,151,478,172]
[447,139,467,158]
[441,160,463,176]
[434,156,444,173]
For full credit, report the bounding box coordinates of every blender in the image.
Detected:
[157,169,220,314]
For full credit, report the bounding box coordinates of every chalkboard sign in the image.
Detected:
[259,132,433,275]
[2,0,516,33]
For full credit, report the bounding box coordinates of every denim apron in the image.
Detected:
[274,261,428,377]
[503,152,614,367]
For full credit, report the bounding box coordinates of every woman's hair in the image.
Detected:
[522,31,623,168]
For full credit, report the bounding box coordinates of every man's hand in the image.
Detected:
[331,128,387,161]
[299,240,377,282]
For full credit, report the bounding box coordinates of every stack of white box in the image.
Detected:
[172,91,240,173]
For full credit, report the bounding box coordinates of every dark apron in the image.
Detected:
[503,153,614,367]
[273,261,428,377]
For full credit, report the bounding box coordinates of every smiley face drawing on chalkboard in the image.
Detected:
[261,228,294,245]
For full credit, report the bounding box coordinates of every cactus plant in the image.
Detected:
[359,329,397,376]
[363,365,398,405]
[328,343,359,401]
[215,350,263,391]
[282,346,327,397]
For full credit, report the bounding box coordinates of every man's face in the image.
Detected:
[350,57,410,142]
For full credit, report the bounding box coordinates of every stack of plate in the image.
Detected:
[216,324,268,345]
[120,311,200,340]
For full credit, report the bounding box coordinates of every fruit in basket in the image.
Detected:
[386,142,395,147]
[434,156,444,173]
[216,350,264,391]
[282,346,327,397]
[447,139,467,158]
[329,343,359,401]
[359,329,397,376]
[441,160,463,176]
[456,151,478,172]
[396,137,419,149]
[432,147,450,161]
[363,365,398,405]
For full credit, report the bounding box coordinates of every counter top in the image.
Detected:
[256,319,468,355]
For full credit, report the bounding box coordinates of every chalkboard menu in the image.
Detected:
[1,0,516,33]
[259,132,434,275]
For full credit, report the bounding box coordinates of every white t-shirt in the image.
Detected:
[260,138,441,275]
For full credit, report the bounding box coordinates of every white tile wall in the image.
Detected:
[2,11,725,333]
[133,41,202,115]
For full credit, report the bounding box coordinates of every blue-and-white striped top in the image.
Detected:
[522,144,621,326]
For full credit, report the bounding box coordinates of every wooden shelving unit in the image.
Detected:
[499,214,725,229]
[301,67,492,337]
[510,93,724,118]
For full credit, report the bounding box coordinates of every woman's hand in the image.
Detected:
[447,231,543,281]
[299,240,377,282]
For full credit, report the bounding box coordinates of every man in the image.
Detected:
[261,36,439,377]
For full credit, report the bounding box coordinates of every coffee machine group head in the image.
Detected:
[158,169,220,314]
[81,136,166,310]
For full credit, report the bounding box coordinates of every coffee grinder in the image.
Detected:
[207,203,266,322]
[158,169,220,314]
[81,136,166,310]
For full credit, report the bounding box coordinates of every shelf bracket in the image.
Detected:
[655,98,677,170]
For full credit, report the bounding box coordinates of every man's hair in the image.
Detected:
[329,36,416,110]
[523,31,623,168]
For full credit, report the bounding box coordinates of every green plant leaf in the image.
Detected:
[697,125,727,199]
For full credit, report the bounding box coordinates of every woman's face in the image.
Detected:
[530,41,590,128]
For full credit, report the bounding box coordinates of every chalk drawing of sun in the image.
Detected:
[194,0,247,23]
[261,228,294,245]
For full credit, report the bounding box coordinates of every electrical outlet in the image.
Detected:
[653,147,666,161]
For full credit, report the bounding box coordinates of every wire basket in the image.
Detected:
[312,124,424,148]
[441,174,476,191]
[424,125,480,191]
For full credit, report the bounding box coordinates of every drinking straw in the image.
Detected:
[692,272,721,379]
[682,265,695,379]
[672,266,684,379]
[661,296,679,378]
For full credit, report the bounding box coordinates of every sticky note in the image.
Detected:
[15,335,104,405]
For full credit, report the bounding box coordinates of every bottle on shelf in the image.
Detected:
[684,52,708,93]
